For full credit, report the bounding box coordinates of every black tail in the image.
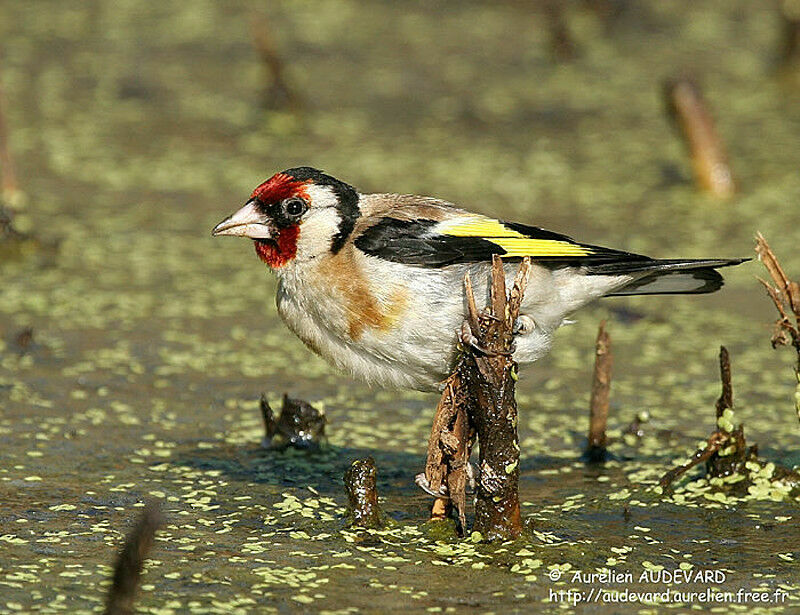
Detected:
[589,258,749,296]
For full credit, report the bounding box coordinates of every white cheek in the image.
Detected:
[295,185,341,261]
[303,184,340,208]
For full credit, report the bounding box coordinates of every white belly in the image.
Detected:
[275,258,630,391]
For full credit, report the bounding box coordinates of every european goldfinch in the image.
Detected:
[213,167,745,391]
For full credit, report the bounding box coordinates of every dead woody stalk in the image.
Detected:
[104,501,163,615]
[659,346,755,490]
[344,456,384,529]
[250,15,302,112]
[0,59,32,253]
[585,321,611,463]
[0,62,20,208]
[421,256,530,540]
[665,77,735,200]
[755,233,800,424]
[778,0,800,69]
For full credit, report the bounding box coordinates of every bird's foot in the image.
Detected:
[415,473,448,497]
[415,462,477,497]
[458,321,513,356]
[512,315,536,336]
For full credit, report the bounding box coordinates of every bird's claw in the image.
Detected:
[415,473,448,497]
[465,461,476,493]
[458,322,513,357]
[512,315,536,336]
[415,463,477,497]
[459,321,486,353]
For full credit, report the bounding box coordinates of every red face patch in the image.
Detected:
[249,172,309,268]
[254,224,300,268]
[251,173,309,204]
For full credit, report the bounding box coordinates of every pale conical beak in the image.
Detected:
[212,200,274,239]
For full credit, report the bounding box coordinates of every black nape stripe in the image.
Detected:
[329,186,359,254]
[282,167,360,254]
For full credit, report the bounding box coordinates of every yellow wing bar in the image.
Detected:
[439,217,595,258]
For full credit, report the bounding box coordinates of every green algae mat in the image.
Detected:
[1,1,799,613]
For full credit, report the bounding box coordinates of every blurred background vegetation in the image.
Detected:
[1,1,799,613]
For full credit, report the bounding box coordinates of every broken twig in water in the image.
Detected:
[261,393,327,451]
[544,1,577,61]
[0,60,45,259]
[0,62,20,208]
[659,347,755,490]
[755,233,800,424]
[344,457,384,529]
[715,345,733,421]
[778,0,800,70]
[250,15,302,112]
[585,321,612,463]
[658,431,729,490]
[657,345,800,495]
[104,501,163,615]
[705,346,754,478]
[419,372,472,530]
[665,77,735,199]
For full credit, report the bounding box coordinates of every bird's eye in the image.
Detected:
[283,198,307,218]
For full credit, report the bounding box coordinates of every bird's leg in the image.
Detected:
[465,460,477,494]
[430,497,451,521]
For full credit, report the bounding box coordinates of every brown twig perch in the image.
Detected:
[665,77,735,199]
[464,256,530,540]
[755,233,800,424]
[104,501,163,615]
[585,321,612,463]
[250,15,302,112]
[419,257,530,539]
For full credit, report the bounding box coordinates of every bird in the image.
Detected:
[212,166,746,392]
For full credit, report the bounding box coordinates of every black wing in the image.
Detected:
[353,217,641,268]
